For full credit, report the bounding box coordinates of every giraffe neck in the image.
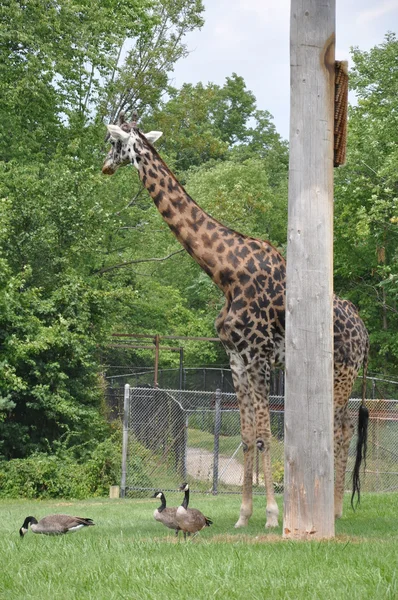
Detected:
[136,141,245,291]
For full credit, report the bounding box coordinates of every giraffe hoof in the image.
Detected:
[235,517,249,528]
[266,505,279,528]
[265,516,279,528]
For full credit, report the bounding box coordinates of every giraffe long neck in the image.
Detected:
[137,142,245,292]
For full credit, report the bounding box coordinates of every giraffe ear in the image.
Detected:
[144,131,163,145]
[106,124,130,142]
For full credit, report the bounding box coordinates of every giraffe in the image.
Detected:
[102,115,369,528]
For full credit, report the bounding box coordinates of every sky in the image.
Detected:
[171,0,398,140]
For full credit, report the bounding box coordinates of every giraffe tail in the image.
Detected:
[351,338,370,510]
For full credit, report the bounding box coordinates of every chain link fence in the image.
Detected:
[117,378,398,498]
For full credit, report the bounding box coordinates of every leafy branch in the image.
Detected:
[94,248,184,274]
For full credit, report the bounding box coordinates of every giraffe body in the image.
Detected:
[103,119,369,527]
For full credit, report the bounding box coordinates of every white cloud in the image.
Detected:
[172,1,397,140]
[236,0,290,24]
[357,0,398,23]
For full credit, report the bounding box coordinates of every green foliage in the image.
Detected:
[0,0,207,459]
[185,157,288,246]
[107,0,205,123]
[272,461,284,492]
[0,0,153,162]
[0,254,112,457]
[1,0,397,468]
[147,74,288,174]
[0,430,123,499]
[334,33,398,373]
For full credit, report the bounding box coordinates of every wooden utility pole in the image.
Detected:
[284,0,336,539]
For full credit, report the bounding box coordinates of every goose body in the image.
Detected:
[19,514,95,537]
[176,483,213,537]
[152,491,180,536]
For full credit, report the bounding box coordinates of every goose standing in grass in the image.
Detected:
[152,491,181,537]
[19,515,95,537]
[176,483,213,539]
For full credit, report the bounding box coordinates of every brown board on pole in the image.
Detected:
[284,0,335,540]
[334,60,349,167]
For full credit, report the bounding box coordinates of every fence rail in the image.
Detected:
[119,382,398,498]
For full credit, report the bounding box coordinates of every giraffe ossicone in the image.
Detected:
[102,118,369,529]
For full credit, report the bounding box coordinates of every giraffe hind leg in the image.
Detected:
[334,367,357,518]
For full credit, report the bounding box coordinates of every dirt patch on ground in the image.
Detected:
[186,446,244,485]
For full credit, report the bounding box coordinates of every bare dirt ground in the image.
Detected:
[186,447,244,485]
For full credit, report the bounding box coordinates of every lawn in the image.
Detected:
[187,427,284,464]
[0,493,396,600]
[188,426,242,454]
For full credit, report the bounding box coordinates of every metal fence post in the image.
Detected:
[120,383,130,498]
[183,413,189,481]
[213,388,222,495]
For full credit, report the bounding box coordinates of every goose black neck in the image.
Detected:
[182,488,190,509]
[158,494,166,512]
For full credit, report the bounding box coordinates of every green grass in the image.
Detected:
[188,427,284,462]
[0,493,397,600]
[188,426,242,454]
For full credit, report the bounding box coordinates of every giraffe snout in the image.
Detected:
[102,161,116,175]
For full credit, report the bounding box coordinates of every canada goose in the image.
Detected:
[19,514,95,537]
[152,491,180,537]
[176,483,213,539]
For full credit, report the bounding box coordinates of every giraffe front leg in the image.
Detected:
[226,350,255,528]
[260,448,279,528]
[235,440,254,528]
[248,366,279,529]
[257,435,279,528]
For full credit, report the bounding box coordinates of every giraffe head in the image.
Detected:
[102,115,162,175]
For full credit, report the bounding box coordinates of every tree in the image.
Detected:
[145,74,288,173]
[334,33,398,373]
[0,0,155,162]
[102,0,205,123]
[0,0,206,458]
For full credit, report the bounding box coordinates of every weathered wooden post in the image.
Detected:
[284,0,336,539]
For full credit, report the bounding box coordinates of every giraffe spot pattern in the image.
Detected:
[103,124,369,526]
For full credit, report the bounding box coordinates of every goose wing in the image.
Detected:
[177,508,212,532]
[38,515,94,534]
[154,507,179,530]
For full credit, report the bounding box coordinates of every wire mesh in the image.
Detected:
[119,378,398,498]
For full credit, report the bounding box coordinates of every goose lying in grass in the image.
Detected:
[176,483,213,539]
[19,515,95,537]
[152,491,181,537]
